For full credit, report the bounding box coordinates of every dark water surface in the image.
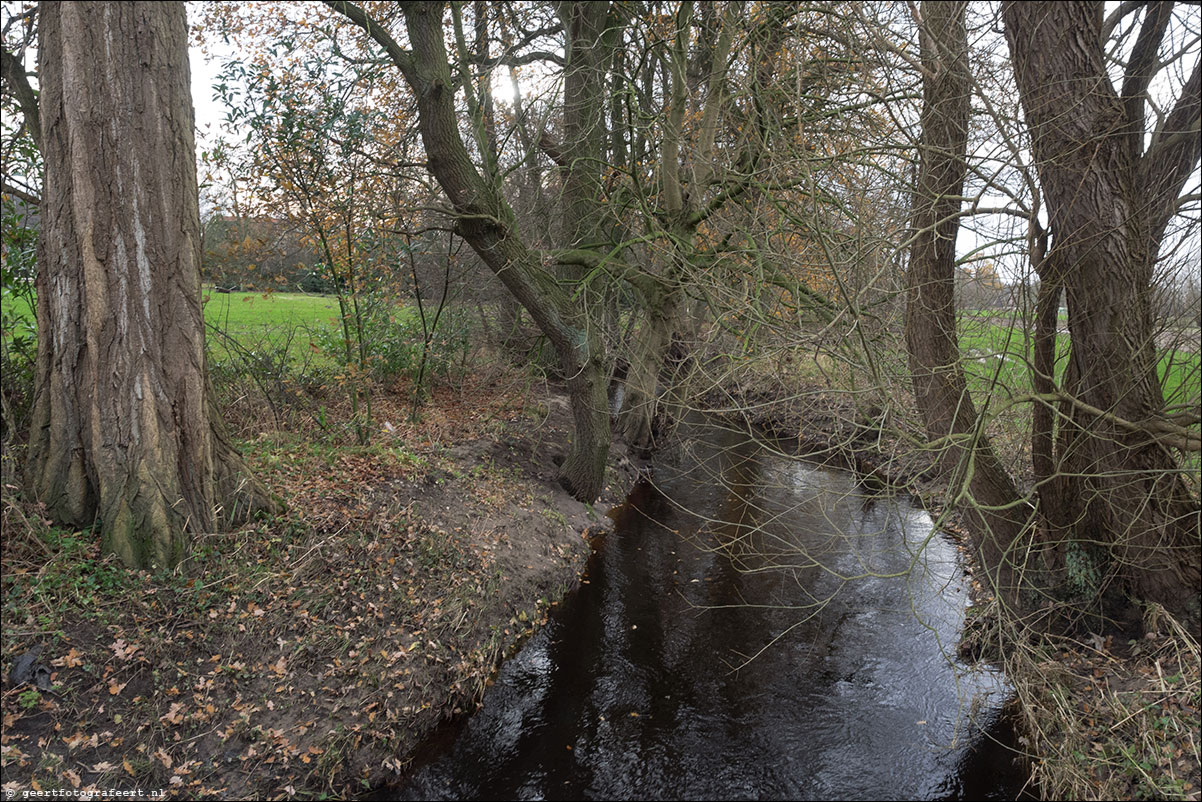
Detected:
[395,421,1029,800]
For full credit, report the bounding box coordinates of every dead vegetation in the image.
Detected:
[1,373,635,799]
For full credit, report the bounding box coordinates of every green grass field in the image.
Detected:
[201,290,345,364]
[4,289,1197,417]
[3,288,341,329]
[957,314,1201,417]
[2,288,346,363]
[203,290,341,331]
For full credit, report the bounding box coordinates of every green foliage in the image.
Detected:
[298,269,336,294]
[1064,541,1103,600]
[1,196,38,445]
[211,47,410,446]
[312,298,472,390]
[17,687,41,710]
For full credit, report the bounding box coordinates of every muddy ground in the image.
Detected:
[1,374,639,800]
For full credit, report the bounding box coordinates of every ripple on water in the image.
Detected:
[394,421,1028,801]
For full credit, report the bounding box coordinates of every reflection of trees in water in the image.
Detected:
[398,416,1018,801]
[637,416,949,673]
[661,418,904,571]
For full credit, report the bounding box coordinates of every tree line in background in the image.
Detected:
[1,1,1198,631]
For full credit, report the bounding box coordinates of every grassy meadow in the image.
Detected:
[1,287,347,363]
[202,289,342,333]
[2,287,342,331]
[4,287,1197,425]
[957,313,1201,415]
[200,290,345,365]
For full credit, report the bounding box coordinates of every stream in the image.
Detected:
[394,419,1030,800]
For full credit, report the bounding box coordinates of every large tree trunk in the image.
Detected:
[28,1,278,569]
[905,1,1033,604]
[1003,1,1201,618]
[558,1,610,253]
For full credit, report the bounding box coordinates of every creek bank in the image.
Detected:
[391,412,1030,800]
[697,382,1201,801]
[0,377,639,800]
[699,383,945,503]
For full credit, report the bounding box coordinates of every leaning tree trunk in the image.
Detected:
[329,0,612,501]
[1003,1,1201,618]
[905,0,1033,604]
[28,1,278,569]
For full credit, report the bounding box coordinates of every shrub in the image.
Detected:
[205,322,330,433]
[0,315,35,445]
[1,196,38,447]
[313,300,471,391]
[297,269,335,295]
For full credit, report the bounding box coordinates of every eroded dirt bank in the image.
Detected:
[1,376,638,799]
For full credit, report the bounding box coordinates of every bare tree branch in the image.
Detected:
[323,0,415,78]
[1103,0,1149,40]
[1,178,39,205]
[0,46,40,151]
[1121,0,1173,158]
[1141,58,1202,225]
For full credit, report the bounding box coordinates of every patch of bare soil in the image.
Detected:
[1,375,638,799]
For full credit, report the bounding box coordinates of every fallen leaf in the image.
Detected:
[109,640,141,661]
[52,648,83,668]
[160,702,185,725]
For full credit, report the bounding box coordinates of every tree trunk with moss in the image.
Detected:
[1003,0,1201,618]
[27,1,278,569]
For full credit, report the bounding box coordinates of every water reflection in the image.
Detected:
[395,420,1026,800]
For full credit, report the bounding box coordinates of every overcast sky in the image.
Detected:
[180,4,1196,286]
[187,12,229,151]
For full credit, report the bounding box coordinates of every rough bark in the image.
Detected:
[28,1,278,569]
[617,287,679,453]
[905,1,1033,603]
[0,45,41,150]
[558,0,610,252]
[1003,1,1201,617]
[1030,272,1061,493]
